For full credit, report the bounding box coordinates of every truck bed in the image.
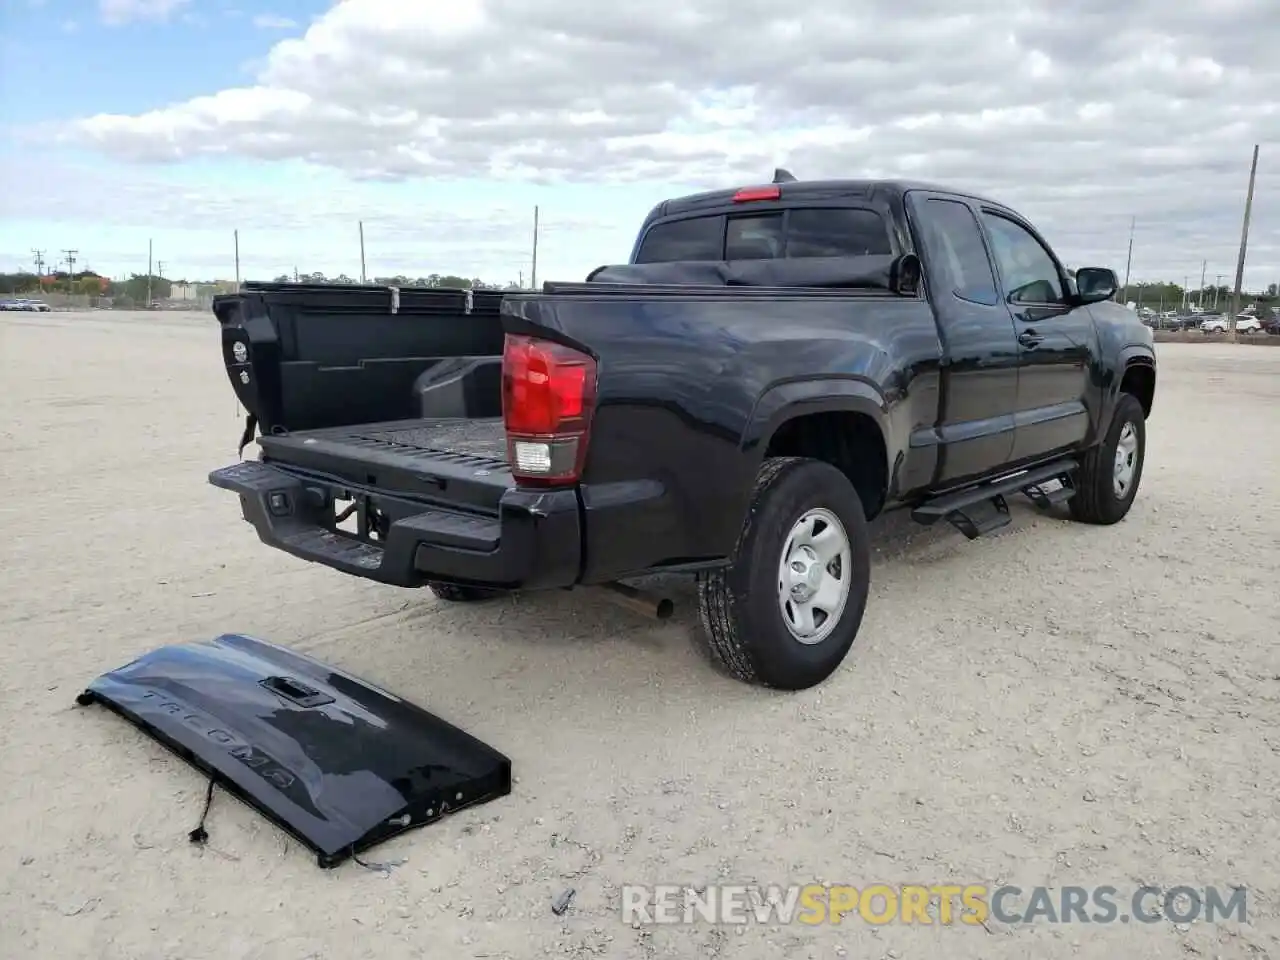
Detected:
[258,417,512,510]
[280,418,510,461]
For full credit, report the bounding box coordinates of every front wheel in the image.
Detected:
[696,457,872,690]
[1069,392,1147,525]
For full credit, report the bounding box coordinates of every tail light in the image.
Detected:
[502,333,597,486]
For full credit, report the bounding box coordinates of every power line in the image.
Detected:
[531,205,540,290]
[1121,216,1134,303]
[1227,143,1260,344]
[359,221,367,283]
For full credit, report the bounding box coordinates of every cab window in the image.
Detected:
[981,212,1065,304]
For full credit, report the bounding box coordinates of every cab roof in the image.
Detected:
[643,178,1002,223]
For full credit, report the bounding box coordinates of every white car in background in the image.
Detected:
[1201,314,1261,334]
[4,298,52,312]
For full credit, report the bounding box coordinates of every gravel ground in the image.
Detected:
[1,310,1277,960]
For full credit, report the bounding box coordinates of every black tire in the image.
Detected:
[1069,392,1146,525]
[696,457,872,691]
[428,582,503,602]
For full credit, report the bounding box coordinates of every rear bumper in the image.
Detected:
[209,460,581,590]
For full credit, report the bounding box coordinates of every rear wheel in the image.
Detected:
[696,457,872,690]
[1069,392,1146,525]
[428,582,503,602]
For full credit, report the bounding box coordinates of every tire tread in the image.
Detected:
[695,457,804,683]
[1069,392,1146,525]
[696,456,870,689]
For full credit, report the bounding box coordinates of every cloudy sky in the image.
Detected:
[1,0,1277,290]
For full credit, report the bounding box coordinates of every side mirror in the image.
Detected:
[890,253,922,297]
[1075,266,1118,304]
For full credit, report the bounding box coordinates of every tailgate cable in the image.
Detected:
[238,413,258,457]
[187,777,217,846]
[185,775,401,872]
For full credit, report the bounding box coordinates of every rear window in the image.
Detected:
[726,213,784,260]
[634,215,725,263]
[786,208,891,257]
[634,207,890,264]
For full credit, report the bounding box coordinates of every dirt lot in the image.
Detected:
[1,310,1277,960]
[1154,330,1280,346]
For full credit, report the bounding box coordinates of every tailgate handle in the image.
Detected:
[260,675,335,708]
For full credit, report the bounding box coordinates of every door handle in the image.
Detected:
[1018,331,1043,347]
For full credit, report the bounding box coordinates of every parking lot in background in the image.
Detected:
[1,310,1277,960]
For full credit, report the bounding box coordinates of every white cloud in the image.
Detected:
[0,153,642,284]
[252,13,297,29]
[30,0,1280,284]
[98,0,188,24]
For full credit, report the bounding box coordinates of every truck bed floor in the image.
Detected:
[265,417,507,463]
[256,418,512,507]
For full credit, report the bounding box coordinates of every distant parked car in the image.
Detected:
[1201,315,1261,334]
[1,298,52,312]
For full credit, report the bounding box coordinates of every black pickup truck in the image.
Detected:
[210,176,1156,691]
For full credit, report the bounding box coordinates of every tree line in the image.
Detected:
[4,269,1276,312]
[0,270,521,302]
[1122,281,1278,312]
[273,272,521,290]
[0,270,176,306]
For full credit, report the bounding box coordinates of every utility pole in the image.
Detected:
[1198,259,1207,309]
[1227,144,1259,343]
[62,249,78,282]
[234,230,241,287]
[1183,275,1189,309]
[147,239,153,307]
[32,249,46,277]
[1121,216,1134,303]
[359,220,367,283]
[156,260,165,279]
[1214,274,1223,310]
[530,205,540,290]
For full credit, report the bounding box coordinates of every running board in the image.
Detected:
[911,458,1078,540]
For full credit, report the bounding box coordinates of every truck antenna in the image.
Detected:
[772,168,798,184]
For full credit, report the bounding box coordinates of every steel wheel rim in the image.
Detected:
[1113,421,1139,499]
[776,507,853,645]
